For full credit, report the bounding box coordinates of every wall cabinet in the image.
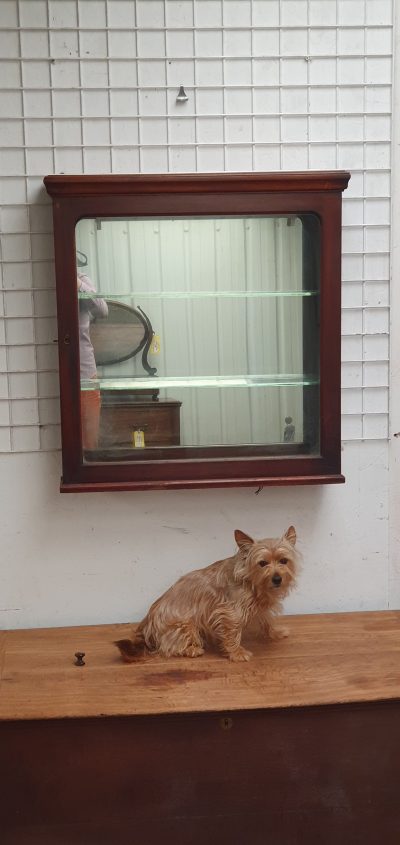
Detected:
[44,171,350,492]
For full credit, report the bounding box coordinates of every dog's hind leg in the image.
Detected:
[210,607,252,662]
[159,622,205,658]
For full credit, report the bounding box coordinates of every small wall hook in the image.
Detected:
[74,652,86,666]
[176,85,188,103]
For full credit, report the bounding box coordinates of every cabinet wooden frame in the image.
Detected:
[44,171,350,493]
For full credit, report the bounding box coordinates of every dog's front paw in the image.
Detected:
[269,625,290,641]
[228,646,253,662]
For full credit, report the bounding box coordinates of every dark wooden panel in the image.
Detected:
[98,399,181,448]
[1,702,399,845]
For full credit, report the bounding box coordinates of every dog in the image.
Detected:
[115,526,298,663]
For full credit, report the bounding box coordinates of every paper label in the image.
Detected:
[150,334,161,354]
[132,429,145,448]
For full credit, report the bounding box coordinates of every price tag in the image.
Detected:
[150,334,161,354]
[132,429,145,448]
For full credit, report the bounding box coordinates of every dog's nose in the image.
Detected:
[272,574,282,586]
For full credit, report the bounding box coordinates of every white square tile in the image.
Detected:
[252,58,279,85]
[309,88,336,113]
[363,415,388,439]
[7,346,36,372]
[365,142,390,169]
[363,361,389,387]
[196,117,224,144]
[52,90,81,117]
[366,57,392,85]
[337,116,364,141]
[309,28,337,55]
[0,429,11,452]
[140,118,168,145]
[253,88,279,114]
[363,387,388,414]
[107,1,135,28]
[363,334,389,361]
[83,148,112,173]
[224,88,252,114]
[365,27,392,55]
[5,291,32,319]
[138,89,165,116]
[281,116,308,142]
[338,28,365,55]
[53,120,82,147]
[2,262,32,288]
[166,30,194,57]
[281,145,308,170]
[338,1,365,25]
[253,0,279,26]
[252,30,280,57]
[54,149,83,173]
[167,60,194,86]
[254,117,280,143]
[140,147,169,172]
[36,344,58,370]
[342,361,363,387]
[169,147,196,172]
[365,86,391,114]
[195,1,222,27]
[341,415,363,440]
[365,115,391,141]
[40,424,61,450]
[137,31,165,58]
[9,373,37,400]
[25,120,53,147]
[0,120,24,148]
[342,200,364,226]
[12,426,41,452]
[136,0,164,27]
[309,58,336,85]
[138,60,166,86]
[342,283,363,309]
[224,0,251,26]
[364,253,390,280]
[0,31,20,58]
[196,146,225,171]
[0,207,29,234]
[225,117,253,144]
[0,375,8,400]
[281,29,308,56]
[364,199,390,226]
[338,87,365,114]
[281,0,308,26]
[111,119,139,146]
[0,92,22,118]
[111,147,140,172]
[110,91,139,117]
[79,31,107,58]
[37,371,59,396]
[168,118,196,145]
[281,58,308,85]
[23,91,51,118]
[224,30,251,56]
[196,89,224,115]
[0,1,18,26]
[78,0,106,27]
[225,146,253,171]
[341,388,362,414]
[365,226,390,253]
[342,253,363,282]
[195,59,223,86]
[32,262,55,289]
[281,88,308,113]
[25,149,54,177]
[308,145,337,169]
[83,90,110,116]
[342,227,364,253]
[2,61,21,89]
[309,116,336,142]
[0,403,10,426]
[38,398,60,425]
[366,0,392,25]
[2,236,31,264]
[309,0,336,25]
[338,58,364,85]
[365,172,390,197]
[82,119,110,147]
[342,335,362,361]
[0,149,25,176]
[364,281,389,307]
[338,145,364,170]
[22,60,50,88]
[34,317,57,345]
[0,179,26,205]
[6,318,35,345]
[50,31,79,58]
[195,30,222,57]
[364,307,389,334]
[19,0,47,27]
[81,61,109,88]
[224,59,252,85]
[166,1,194,27]
[108,31,136,58]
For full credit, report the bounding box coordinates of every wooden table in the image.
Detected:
[1,611,400,844]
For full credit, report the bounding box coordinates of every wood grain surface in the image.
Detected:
[1,610,400,721]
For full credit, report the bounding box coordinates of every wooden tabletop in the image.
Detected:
[1,611,400,721]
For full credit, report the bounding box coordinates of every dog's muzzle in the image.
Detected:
[272,574,282,587]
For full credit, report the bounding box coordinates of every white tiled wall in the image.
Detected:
[0,0,393,452]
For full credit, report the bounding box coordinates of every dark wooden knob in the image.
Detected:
[74,652,85,666]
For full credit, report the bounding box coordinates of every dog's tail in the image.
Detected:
[114,627,146,663]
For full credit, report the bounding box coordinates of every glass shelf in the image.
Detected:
[78,289,319,300]
[81,374,320,392]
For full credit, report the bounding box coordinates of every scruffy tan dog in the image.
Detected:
[115,526,298,663]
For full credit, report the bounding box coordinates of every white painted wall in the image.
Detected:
[0,0,397,629]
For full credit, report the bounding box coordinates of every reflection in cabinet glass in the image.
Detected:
[44,172,350,492]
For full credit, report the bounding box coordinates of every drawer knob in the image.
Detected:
[74,652,85,666]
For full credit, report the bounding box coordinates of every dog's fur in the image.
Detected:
[115,526,298,663]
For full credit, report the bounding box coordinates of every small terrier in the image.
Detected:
[115,526,298,663]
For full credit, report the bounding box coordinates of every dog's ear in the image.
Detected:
[234,530,255,553]
[284,526,296,547]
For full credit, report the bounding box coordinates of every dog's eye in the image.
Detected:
[259,560,268,567]
[279,558,288,565]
